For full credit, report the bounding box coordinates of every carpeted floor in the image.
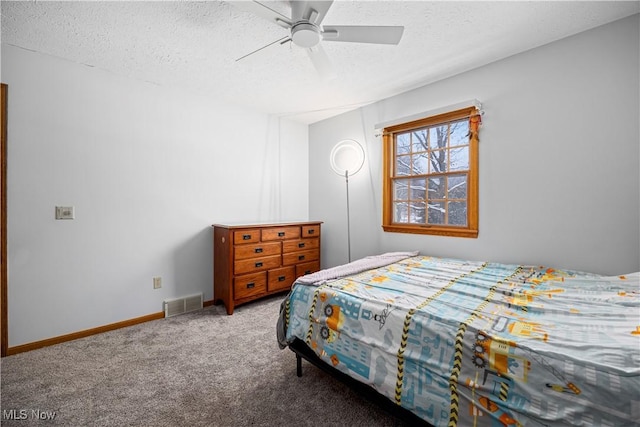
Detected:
[1,295,409,426]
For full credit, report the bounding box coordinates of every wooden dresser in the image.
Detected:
[213,221,322,314]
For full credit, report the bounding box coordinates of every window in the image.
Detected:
[382,106,481,238]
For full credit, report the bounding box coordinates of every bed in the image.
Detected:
[276,252,640,427]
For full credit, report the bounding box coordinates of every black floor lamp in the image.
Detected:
[330,139,365,263]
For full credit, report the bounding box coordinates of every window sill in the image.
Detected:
[382,224,478,238]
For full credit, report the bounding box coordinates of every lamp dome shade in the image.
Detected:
[330,140,365,176]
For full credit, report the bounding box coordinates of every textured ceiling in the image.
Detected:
[2,1,639,124]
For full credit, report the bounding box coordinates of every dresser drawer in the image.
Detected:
[296,261,320,278]
[234,255,281,275]
[283,238,319,253]
[283,249,319,266]
[234,272,266,300]
[268,266,296,292]
[235,242,281,260]
[302,224,320,238]
[262,226,301,241]
[233,229,261,244]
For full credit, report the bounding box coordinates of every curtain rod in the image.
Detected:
[374,99,483,133]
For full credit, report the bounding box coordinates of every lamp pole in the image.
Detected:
[345,169,352,263]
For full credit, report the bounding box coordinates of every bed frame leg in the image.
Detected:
[296,354,302,377]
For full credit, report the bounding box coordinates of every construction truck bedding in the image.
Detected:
[278,254,640,427]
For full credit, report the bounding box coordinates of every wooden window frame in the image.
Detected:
[382,106,480,238]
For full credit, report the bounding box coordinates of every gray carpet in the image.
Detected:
[1,295,409,426]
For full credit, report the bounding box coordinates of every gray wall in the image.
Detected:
[310,14,640,275]
[3,44,309,347]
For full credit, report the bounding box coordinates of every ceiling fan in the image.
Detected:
[232,0,404,79]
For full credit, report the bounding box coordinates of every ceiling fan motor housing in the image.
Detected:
[291,22,321,48]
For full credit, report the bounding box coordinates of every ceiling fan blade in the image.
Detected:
[322,25,404,45]
[230,1,292,28]
[291,1,334,25]
[307,44,337,81]
[236,36,291,62]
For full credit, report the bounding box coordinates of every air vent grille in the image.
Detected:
[164,293,203,318]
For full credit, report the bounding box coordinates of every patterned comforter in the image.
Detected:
[277,255,640,427]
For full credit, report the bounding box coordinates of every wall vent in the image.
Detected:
[164,293,203,318]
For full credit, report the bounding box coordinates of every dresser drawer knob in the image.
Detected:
[242,234,251,240]
[298,255,305,261]
[255,248,263,253]
[255,262,263,268]
[304,270,311,275]
[298,243,305,248]
[278,232,285,237]
[278,275,286,282]
[246,282,255,289]
[307,229,315,235]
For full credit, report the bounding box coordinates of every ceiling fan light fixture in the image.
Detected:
[291,22,321,48]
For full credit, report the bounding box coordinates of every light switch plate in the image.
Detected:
[55,206,75,220]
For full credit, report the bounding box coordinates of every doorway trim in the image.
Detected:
[1,83,8,357]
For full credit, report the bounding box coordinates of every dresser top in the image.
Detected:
[212,221,322,229]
